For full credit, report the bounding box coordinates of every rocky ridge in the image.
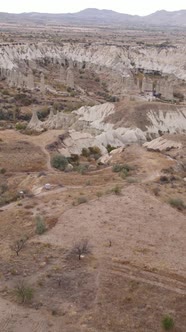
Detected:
[0,42,186,81]
[28,103,186,155]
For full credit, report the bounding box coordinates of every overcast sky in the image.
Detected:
[0,0,186,16]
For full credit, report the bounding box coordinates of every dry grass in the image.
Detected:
[0,140,46,172]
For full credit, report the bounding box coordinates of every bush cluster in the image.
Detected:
[51,154,68,171]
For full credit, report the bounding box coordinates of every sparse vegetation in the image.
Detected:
[14,282,34,304]
[76,164,88,175]
[10,236,28,256]
[51,154,68,171]
[106,144,116,153]
[96,191,103,198]
[112,164,133,173]
[72,239,91,260]
[35,215,46,235]
[111,185,122,195]
[77,196,87,205]
[0,167,6,174]
[160,175,169,183]
[81,146,101,160]
[81,147,90,157]
[162,315,174,330]
[15,122,27,131]
[0,190,19,207]
[168,198,185,210]
[126,177,138,183]
[0,25,186,332]
[112,163,134,179]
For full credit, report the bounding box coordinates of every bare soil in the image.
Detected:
[0,128,185,331]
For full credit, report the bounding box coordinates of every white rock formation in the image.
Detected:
[63,130,107,155]
[146,109,186,135]
[43,109,77,130]
[74,103,115,131]
[143,137,182,151]
[1,42,186,81]
[27,101,186,156]
[98,153,112,165]
[28,109,43,131]
[98,147,125,165]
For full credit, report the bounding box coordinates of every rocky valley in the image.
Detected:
[0,13,185,332]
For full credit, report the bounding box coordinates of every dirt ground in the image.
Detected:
[0,128,185,331]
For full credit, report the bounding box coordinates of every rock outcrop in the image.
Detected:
[146,109,186,135]
[27,101,186,155]
[0,42,186,93]
[143,137,182,151]
[28,109,43,131]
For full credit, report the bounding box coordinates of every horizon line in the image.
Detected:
[0,7,186,17]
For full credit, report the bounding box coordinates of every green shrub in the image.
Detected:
[0,168,6,174]
[76,164,88,175]
[14,282,34,304]
[81,146,102,159]
[112,185,122,195]
[35,215,46,235]
[68,154,79,164]
[81,148,90,158]
[112,164,123,173]
[89,146,101,155]
[51,154,68,171]
[15,123,27,131]
[120,168,129,179]
[77,196,87,205]
[112,164,133,177]
[162,315,174,330]
[168,198,185,210]
[106,144,116,153]
[37,107,49,120]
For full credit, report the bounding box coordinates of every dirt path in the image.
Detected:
[110,261,186,295]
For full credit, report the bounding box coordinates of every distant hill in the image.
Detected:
[0,8,186,27]
[144,9,186,26]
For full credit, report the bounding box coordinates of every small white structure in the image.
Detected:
[44,183,51,190]
[19,190,25,198]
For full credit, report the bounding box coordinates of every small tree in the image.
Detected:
[72,239,91,260]
[11,237,28,256]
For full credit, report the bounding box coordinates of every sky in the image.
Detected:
[0,0,186,16]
